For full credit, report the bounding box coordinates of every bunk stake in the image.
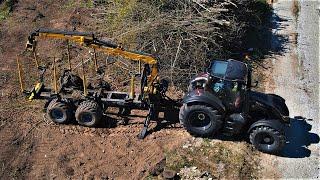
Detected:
[52,57,58,94]
[129,74,135,100]
[93,48,98,72]
[138,60,141,74]
[67,41,72,71]
[33,50,39,68]
[81,58,88,96]
[16,56,24,92]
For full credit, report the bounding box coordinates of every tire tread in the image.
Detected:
[75,100,102,127]
[46,98,72,124]
[249,125,285,154]
[179,104,222,137]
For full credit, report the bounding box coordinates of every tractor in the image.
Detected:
[179,59,290,154]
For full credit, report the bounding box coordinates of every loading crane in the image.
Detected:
[18,28,175,139]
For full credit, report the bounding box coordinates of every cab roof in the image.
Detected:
[209,59,248,82]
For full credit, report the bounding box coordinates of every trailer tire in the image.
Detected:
[75,101,102,127]
[47,98,73,124]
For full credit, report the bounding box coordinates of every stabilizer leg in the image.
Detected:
[138,104,154,139]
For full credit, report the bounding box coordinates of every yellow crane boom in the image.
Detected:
[25,28,159,97]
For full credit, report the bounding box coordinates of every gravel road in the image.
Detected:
[266,0,319,178]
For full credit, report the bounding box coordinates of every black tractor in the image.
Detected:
[179,59,290,154]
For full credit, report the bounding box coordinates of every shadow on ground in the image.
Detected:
[269,13,290,53]
[279,117,319,158]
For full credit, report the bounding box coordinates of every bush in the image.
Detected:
[0,0,17,21]
[71,0,273,89]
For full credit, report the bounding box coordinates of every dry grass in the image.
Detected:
[165,139,260,179]
[89,0,272,90]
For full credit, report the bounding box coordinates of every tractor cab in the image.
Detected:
[207,60,248,112]
[187,59,250,112]
[208,59,248,82]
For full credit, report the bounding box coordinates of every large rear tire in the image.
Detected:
[249,126,285,154]
[75,101,103,127]
[179,104,222,137]
[46,98,73,124]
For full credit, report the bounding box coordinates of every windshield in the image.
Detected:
[210,60,247,82]
[210,61,228,78]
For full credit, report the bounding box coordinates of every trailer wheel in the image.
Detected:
[75,101,102,127]
[249,126,285,154]
[179,104,222,137]
[46,98,73,124]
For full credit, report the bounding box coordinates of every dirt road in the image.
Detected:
[264,0,319,178]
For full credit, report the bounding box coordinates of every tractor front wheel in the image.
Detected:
[47,98,73,124]
[249,126,285,154]
[179,104,222,137]
[75,101,103,127]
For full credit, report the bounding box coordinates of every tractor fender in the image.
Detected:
[182,89,225,113]
[267,94,289,116]
[249,91,289,121]
[248,119,285,133]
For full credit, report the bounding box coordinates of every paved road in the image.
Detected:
[268,0,319,178]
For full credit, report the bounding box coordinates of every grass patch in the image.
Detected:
[0,0,16,21]
[165,140,259,179]
[0,5,10,21]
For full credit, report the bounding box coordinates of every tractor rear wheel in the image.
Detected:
[249,126,285,154]
[75,101,103,127]
[179,104,222,137]
[47,98,73,124]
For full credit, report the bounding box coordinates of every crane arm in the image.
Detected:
[26,28,159,96]
[26,28,157,65]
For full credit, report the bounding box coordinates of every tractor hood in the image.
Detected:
[249,91,290,122]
